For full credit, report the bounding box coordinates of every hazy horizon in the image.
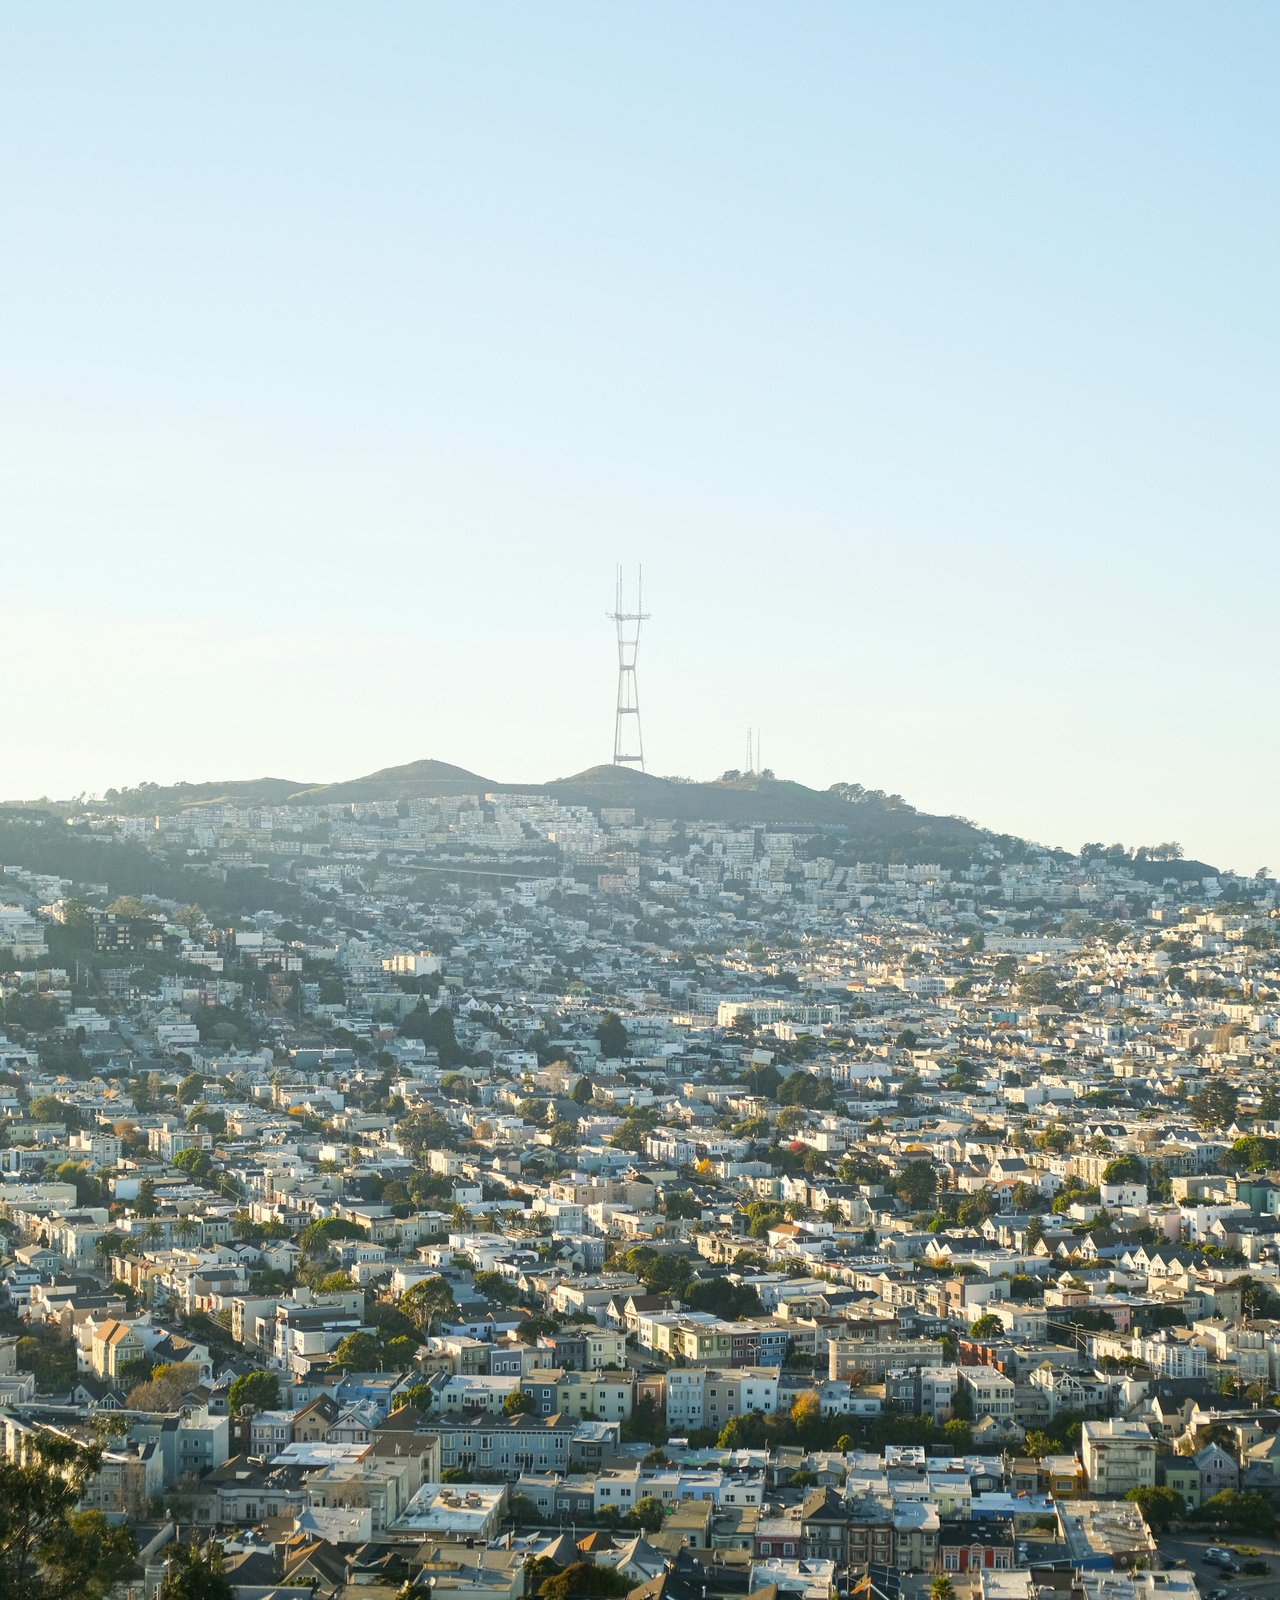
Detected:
[3,6,1275,873]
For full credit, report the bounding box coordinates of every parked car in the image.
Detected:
[1203,1549,1240,1575]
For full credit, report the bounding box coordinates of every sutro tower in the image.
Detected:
[608,565,649,770]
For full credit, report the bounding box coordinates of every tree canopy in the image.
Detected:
[228,1369,279,1416]
[0,1432,137,1600]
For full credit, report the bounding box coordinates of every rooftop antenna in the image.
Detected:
[608,566,649,770]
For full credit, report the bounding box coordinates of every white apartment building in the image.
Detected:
[1130,1333,1206,1380]
[959,1367,1017,1426]
[1081,1419,1157,1497]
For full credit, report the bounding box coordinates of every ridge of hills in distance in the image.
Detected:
[3,757,1216,881]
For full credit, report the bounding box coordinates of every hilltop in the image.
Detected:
[290,758,986,843]
[4,757,1219,874]
[9,758,994,864]
[288,759,491,805]
[541,765,980,840]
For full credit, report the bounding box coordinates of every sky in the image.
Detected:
[1,5,1276,871]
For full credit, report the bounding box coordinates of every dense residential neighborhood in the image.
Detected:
[1,772,1279,1600]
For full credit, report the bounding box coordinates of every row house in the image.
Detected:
[429,1413,581,1480]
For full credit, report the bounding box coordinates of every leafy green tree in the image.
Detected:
[54,1161,105,1206]
[27,1095,68,1124]
[956,1191,999,1226]
[743,1201,787,1239]
[717,1412,769,1450]
[1193,1489,1276,1534]
[187,1105,226,1139]
[596,1012,630,1059]
[504,1389,535,1415]
[539,1562,631,1600]
[683,1277,763,1320]
[473,1270,520,1305]
[608,1107,658,1153]
[107,895,152,921]
[636,1253,693,1294]
[969,1314,1003,1339]
[507,1494,540,1527]
[390,1382,435,1413]
[0,1431,137,1600]
[172,1147,214,1181]
[893,1160,936,1211]
[627,1495,665,1533]
[1101,1154,1146,1184]
[790,1390,825,1447]
[930,1579,956,1600]
[1190,1080,1239,1129]
[1017,969,1063,1007]
[839,1153,889,1184]
[227,1370,279,1416]
[621,1395,667,1446]
[159,1541,233,1600]
[401,1003,467,1067]
[1124,1485,1181,1533]
[775,1105,809,1138]
[397,1108,459,1155]
[330,1331,382,1370]
[739,1060,782,1098]
[176,1073,204,1105]
[400,1275,457,1334]
[298,1217,367,1256]
[1229,1136,1280,1172]
[381,1334,419,1368]
[943,1418,973,1450]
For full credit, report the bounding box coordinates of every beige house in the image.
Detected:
[91,1318,146,1379]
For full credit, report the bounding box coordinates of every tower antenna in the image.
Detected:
[608,566,650,770]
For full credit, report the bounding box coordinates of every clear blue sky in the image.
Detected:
[2,5,1276,870]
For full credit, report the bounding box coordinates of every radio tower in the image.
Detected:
[608,565,649,770]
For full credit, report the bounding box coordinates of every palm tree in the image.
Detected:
[930,1578,956,1600]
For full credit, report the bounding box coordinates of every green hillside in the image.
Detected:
[18,758,991,862]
